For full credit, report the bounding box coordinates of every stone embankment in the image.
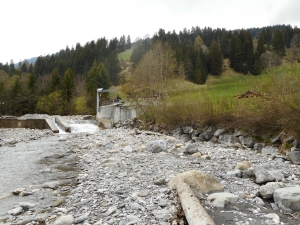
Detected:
[1,116,300,225]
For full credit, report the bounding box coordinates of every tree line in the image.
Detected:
[0,35,131,116]
[130,25,300,84]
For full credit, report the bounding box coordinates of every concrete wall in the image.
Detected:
[0,118,59,133]
[96,104,136,129]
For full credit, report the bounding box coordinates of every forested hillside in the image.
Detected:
[131,25,300,85]
[0,24,300,116]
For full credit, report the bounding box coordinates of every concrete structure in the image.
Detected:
[96,88,136,129]
[96,104,136,129]
[55,116,71,132]
[0,118,59,133]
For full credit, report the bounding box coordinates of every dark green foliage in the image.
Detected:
[272,30,285,57]
[61,68,75,102]
[86,62,110,95]
[126,35,131,49]
[105,51,121,86]
[86,62,111,110]
[220,29,229,58]
[209,40,222,75]
[49,68,61,93]
[256,30,266,56]
[27,73,37,92]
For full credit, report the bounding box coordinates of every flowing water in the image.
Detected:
[0,120,99,216]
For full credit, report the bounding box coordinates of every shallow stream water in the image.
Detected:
[0,120,99,217]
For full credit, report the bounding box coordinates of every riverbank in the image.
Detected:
[0,116,300,224]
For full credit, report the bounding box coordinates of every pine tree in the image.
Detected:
[209,40,222,75]
[61,68,75,102]
[126,35,131,49]
[256,30,266,56]
[243,30,255,74]
[105,51,121,86]
[272,29,285,57]
[220,29,229,58]
[49,68,61,93]
[233,38,244,72]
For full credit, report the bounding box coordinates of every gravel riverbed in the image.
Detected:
[0,116,300,225]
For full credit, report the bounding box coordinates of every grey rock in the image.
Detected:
[207,192,239,208]
[152,209,171,220]
[126,215,141,224]
[261,146,278,155]
[19,202,36,210]
[289,151,300,164]
[198,133,207,141]
[254,164,284,184]
[12,187,26,195]
[101,158,120,165]
[153,178,165,185]
[158,199,168,207]
[203,126,215,141]
[7,206,23,216]
[273,187,300,213]
[105,206,117,216]
[184,143,199,154]
[291,147,300,151]
[243,137,256,148]
[264,213,280,224]
[146,140,167,153]
[293,139,300,148]
[130,202,141,210]
[243,167,255,179]
[74,214,88,224]
[254,143,265,152]
[74,199,91,207]
[271,132,284,144]
[182,126,193,134]
[123,146,133,152]
[54,215,75,225]
[42,181,60,189]
[214,128,226,138]
[254,197,265,207]
[138,190,150,197]
[259,182,284,199]
[180,134,191,142]
[227,170,242,178]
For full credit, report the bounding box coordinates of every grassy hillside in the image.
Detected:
[118,47,135,61]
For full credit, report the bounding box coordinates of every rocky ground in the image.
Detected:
[0,116,300,225]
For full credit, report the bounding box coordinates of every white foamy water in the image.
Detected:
[69,123,99,133]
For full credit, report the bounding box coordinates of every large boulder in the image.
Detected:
[259,182,284,199]
[184,143,199,154]
[53,215,74,225]
[289,151,300,165]
[235,161,251,170]
[214,128,226,138]
[207,192,239,208]
[254,164,284,184]
[146,140,167,153]
[168,170,224,194]
[273,187,300,213]
[261,146,279,155]
[203,126,215,141]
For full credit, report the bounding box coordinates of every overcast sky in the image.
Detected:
[1,0,300,64]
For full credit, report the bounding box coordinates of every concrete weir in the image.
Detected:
[55,116,71,132]
[0,118,59,133]
[96,104,136,129]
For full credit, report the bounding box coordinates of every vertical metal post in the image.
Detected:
[97,88,103,112]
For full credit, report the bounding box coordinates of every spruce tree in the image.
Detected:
[272,29,285,57]
[209,40,222,75]
[61,68,75,102]
[256,30,266,56]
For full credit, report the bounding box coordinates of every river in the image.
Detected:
[0,120,99,217]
